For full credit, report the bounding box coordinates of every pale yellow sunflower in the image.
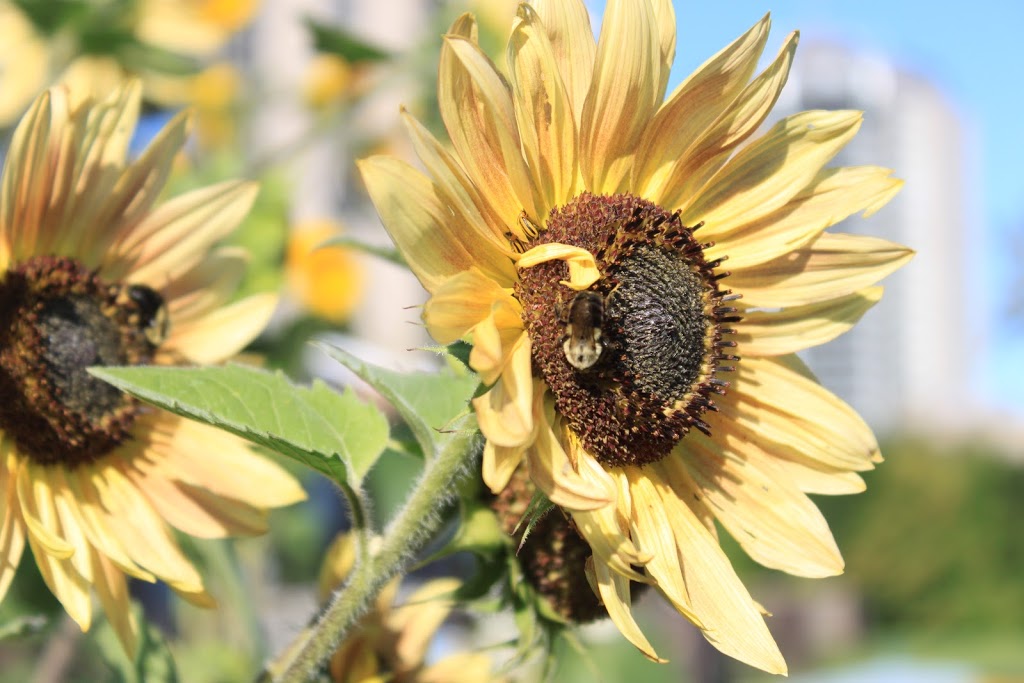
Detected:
[358,0,912,674]
[0,79,305,655]
[317,534,497,683]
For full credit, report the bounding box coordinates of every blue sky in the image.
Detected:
[589,0,1024,413]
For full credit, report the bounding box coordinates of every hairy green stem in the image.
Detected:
[263,428,478,682]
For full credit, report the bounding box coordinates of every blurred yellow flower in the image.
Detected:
[304,54,356,110]
[286,220,364,324]
[359,0,913,673]
[318,533,496,683]
[0,78,305,655]
[136,0,260,57]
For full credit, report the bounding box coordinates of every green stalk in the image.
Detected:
[261,427,478,682]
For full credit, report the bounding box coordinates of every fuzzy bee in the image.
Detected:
[127,284,170,347]
[561,290,606,371]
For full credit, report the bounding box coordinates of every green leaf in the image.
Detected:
[317,345,479,457]
[0,614,49,641]
[305,18,390,63]
[92,605,178,683]
[90,364,389,486]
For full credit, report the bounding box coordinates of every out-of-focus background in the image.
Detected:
[1,1,1021,681]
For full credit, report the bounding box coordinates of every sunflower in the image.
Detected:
[358,0,912,674]
[0,79,305,655]
[317,534,497,683]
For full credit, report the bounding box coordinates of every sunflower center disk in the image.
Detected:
[0,256,167,467]
[515,193,739,468]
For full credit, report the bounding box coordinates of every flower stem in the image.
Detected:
[261,426,479,682]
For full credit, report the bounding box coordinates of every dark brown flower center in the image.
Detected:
[0,256,169,467]
[515,193,739,468]
[489,465,610,623]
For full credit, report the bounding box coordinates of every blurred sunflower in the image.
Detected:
[285,220,364,324]
[317,533,496,683]
[0,79,305,655]
[0,0,259,124]
[359,0,912,673]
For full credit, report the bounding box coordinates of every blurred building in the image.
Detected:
[776,41,976,434]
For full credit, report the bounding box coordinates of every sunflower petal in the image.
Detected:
[528,426,615,512]
[623,468,703,625]
[579,0,661,194]
[439,35,541,226]
[482,441,525,494]
[401,110,510,249]
[729,232,914,307]
[515,242,600,289]
[735,286,884,356]
[590,557,665,661]
[655,461,788,674]
[472,334,534,447]
[160,292,277,364]
[111,179,258,282]
[705,165,903,268]
[0,451,25,603]
[719,355,880,472]
[655,30,798,211]
[680,433,845,577]
[16,462,74,559]
[634,13,770,194]
[92,552,139,658]
[508,3,578,213]
[530,0,595,127]
[572,499,650,581]
[681,109,861,233]
[422,267,519,344]
[358,156,516,293]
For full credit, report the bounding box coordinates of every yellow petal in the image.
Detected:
[439,35,541,227]
[706,165,904,269]
[62,467,156,582]
[358,156,516,293]
[49,471,94,583]
[508,3,578,213]
[681,109,860,233]
[650,0,676,98]
[634,13,770,194]
[15,462,74,559]
[472,334,534,447]
[387,577,461,672]
[161,292,277,364]
[1,88,53,261]
[729,232,914,307]
[651,30,797,212]
[717,355,880,472]
[163,246,249,324]
[48,82,142,260]
[0,454,26,603]
[530,0,595,127]
[515,242,599,290]
[653,461,787,674]
[149,419,307,508]
[735,286,884,356]
[111,180,258,282]
[132,467,266,538]
[482,440,525,494]
[468,310,525,385]
[401,110,510,249]
[622,469,703,625]
[26,531,92,631]
[422,266,521,349]
[679,434,845,578]
[771,458,867,496]
[528,421,615,512]
[81,110,187,267]
[589,558,664,662]
[579,0,661,194]
[89,464,205,593]
[572,498,650,581]
[92,552,138,658]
